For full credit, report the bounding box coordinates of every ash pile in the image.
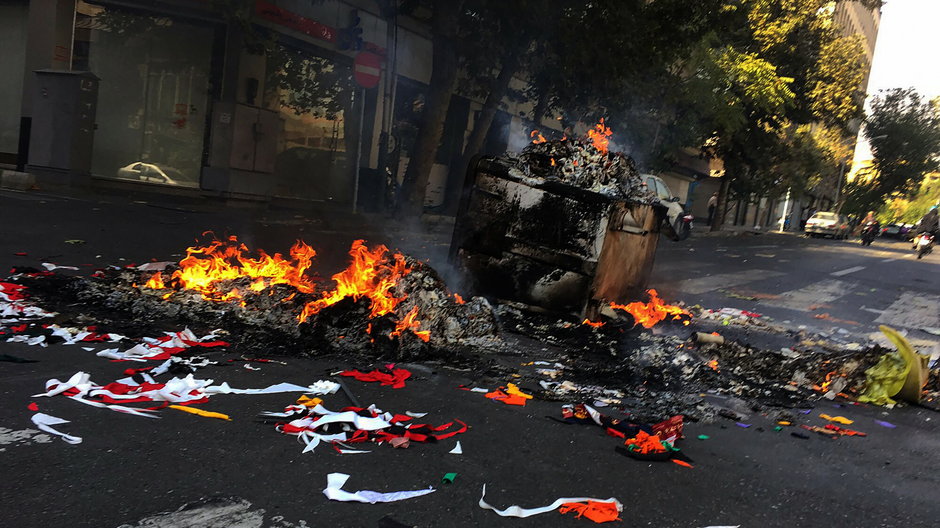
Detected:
[19,237,500,359]
[497,305,918,422]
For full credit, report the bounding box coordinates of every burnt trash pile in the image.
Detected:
[508,121,656,201]
[13,237,501,359]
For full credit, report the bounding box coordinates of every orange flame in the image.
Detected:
[819,371,843,392]
[298,240,410,323]
[550,158,556,167]
[453,293,466,305]
[530,129,547,144]
[144,236,318,302]
[586,118,612,153]
[143,236,433,342]
[145,271,165,289]
[390,305,430,342]
[581,318,605,328]
[610,289,690,328]
[707,359,719,372]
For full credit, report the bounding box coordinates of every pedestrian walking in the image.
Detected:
[707,192,718,225]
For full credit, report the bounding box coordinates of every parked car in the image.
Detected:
[804,211,851,239]
[880,223,903,238]
[641,174,690,240]
[117,162,181,185]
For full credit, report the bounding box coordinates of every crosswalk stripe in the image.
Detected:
[875,291,940,330]
[831,265,865,277]
[675,269,785,295]
[762,279,855,310]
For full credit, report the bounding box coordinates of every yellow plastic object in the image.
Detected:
[857,326,922,406]
[881,325,929,404]
[819,414,854,425]
[169,405,232,421]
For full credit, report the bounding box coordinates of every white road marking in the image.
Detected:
[861,307,886,314]
[875,291,940,330]
[881,258,897,263]
[750,245,780,249]
[675,269,785,295]
[831,266,866,277]
[763,279,854,310]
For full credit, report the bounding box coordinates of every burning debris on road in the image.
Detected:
[13,236,500,359]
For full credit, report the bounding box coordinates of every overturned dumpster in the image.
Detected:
[450,125,670,318]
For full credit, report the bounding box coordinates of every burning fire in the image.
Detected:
[142,237,432,342]
[707,359,719,372]
[453,293,466,304]
[817,371,844,393]
[530,129,547,144]
[581,318,605,328]
[297,240,409,323]
[389,305,431,342]
[587,118,612,153]
[610,289,691,329]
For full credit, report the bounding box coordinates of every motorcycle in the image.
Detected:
[860,222,879,246]
[914,232,935,259]
[675,213,694,241]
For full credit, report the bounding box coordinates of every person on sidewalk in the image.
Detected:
[706,193,718,225]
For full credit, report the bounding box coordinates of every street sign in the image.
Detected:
[353,51,382,89]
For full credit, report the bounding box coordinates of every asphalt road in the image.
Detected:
[2,190,939,528]
[652,231,940,353]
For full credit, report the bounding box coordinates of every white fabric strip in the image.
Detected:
[323,473,435,504]
[478,485,623,518]
[31,413,82,444]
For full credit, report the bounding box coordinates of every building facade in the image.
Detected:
[0,0,554,212]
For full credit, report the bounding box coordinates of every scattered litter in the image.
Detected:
[27,402,39,411]
[389,437,410,448]
[819,414,853,424]
[261,402,466,454]
[41,263,79,272]
[340,364,411,389]
[485,383,533,406]
[405,411,428,418]
[168,405,231,421]
[875,420,896,428]
[64,239,86,244]
[242,363,260,371]
[479,485,622,520]
[671,459,694,468]
[559,500,623,523]
[323,473,434,504]
[697,435,709,440]
[735,422,751,428]
[695,332,725,344]
[441,472,458,484]
[449,441,463,454]
[31,413,82,444]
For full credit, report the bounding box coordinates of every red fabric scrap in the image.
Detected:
[27,402,39,411]
[10,324,28,333]
[340,364,411,389]
[14,252,27,256]
[559,500,622,523]
[0,282,28,301]
[181,339,230,348]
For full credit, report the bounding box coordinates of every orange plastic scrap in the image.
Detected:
[624,430,667,454]
[671,459,694,468]
[486,383,533,406]
[559,500,622,523]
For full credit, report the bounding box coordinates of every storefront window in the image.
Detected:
[73,1,214,187]
[0,0,29,155]
[263,45,355,202]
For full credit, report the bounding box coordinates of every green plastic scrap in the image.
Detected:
[857,326,919,406]
[697,435,710,440]
[442,472,458,484]
[774,426,783,432]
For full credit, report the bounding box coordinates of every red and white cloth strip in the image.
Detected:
[95,328,229,361]
[1,281,55,322]
[263,402,467,454]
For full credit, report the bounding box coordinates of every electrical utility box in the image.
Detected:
[27,70,99,175]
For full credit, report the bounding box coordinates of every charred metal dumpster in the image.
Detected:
[450,133,669,318]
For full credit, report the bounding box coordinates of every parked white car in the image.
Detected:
[641,174,689,239]
[116,162,181,185]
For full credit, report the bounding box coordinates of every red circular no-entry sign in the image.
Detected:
[353,51,382,89]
